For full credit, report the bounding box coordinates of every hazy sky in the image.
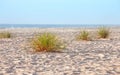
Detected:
[0,0,120,24]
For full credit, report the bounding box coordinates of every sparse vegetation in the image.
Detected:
[0,32,11,38]
[77,30,90,41]
[97,27,109,38]
[31,32,65,52]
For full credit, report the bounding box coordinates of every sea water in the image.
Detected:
[0,24,119,28]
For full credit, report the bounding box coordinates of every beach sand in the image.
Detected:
[0,27,120,75]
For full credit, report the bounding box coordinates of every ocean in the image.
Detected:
[0,24,119,28]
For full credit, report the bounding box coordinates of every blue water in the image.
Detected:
[0,24,119,28]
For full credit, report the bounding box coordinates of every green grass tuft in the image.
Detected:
[31,33,65,52]
[97,27,109,38]
[0,32,11,39]
[77,30,90,41]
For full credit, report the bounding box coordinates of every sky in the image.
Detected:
[0,0,120,24]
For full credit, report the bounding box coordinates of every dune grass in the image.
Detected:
[97,27,110,39]
[31,32,65,52]
[77,30,90,41]
[0,32,11,39]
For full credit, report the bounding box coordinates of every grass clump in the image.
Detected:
[97,27,109,38]
[31,33,65,52]
[0,32,11,38]
[77,30,90,41]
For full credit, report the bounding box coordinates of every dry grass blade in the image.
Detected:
[77,30,90,41]
[31,33,65,52]
[0,32,11,39]
[98,27,109,38]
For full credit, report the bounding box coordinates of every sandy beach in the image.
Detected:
[0,27,120,75]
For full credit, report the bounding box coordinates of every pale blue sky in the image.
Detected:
[0,0,120,24]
